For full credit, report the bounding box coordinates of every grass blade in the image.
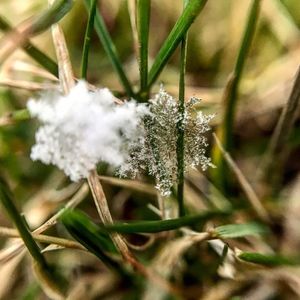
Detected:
[80,0,97,79]
[222,0,261,151]
[176,0,189,217]
[61,209,118,254]
[212,0,261,190]
[137,0,151,98]
[31,0,73,35]
[238,252,299,267]
[214,222,268,239]
[0,15,58,76]
[0,178,48,269]
[0,0,73,63]
[102,210,230,234]
[147,0,207,88]
[61,210,129,277]
[213,133,270,223]
[84,0,134,97]
[0,178,65,298]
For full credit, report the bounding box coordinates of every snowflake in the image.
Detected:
[28,81,148,181]
[118,87,215,196]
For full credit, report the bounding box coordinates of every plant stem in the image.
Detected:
[137,0,151,100]
[212,0,261,190]
[84,0,134,98]
[0,179,48,269]
[81,0,97,79]
[176,0,189,217]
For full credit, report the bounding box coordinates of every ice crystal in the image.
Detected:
[28,81,148,181]
[118,87,214,196]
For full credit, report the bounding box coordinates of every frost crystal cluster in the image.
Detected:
[119,87,214,196]
[28,81,148,181]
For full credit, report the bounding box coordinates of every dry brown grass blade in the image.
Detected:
[88,171,134,261]
[8,60,58,81]
[50,23,75,93]
[0,250,25,299]
[0,78,57,91]
[99,175,157,195]
[0,19,36,63]
[48,0,74,93]
[0,226,85,250]
[213,133,270,223]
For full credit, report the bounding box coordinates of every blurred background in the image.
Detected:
[1,0,300,299]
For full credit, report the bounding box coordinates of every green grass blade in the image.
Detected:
[212,0,261,190]
[61,210,131,277]
[0,16,58,76]
[0,178,48,269]
[147,0,207,88]
[31,0,73,35]
[102,210,230,234]
[61,209,118,254]
[84,0,134,98]
[81,0,97,79]
[238,252,299,267]
[222,0,261,151]
[214,222,268,239]
[137,0,151,97]
[0,179,66,297]
[176,0,189,217]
